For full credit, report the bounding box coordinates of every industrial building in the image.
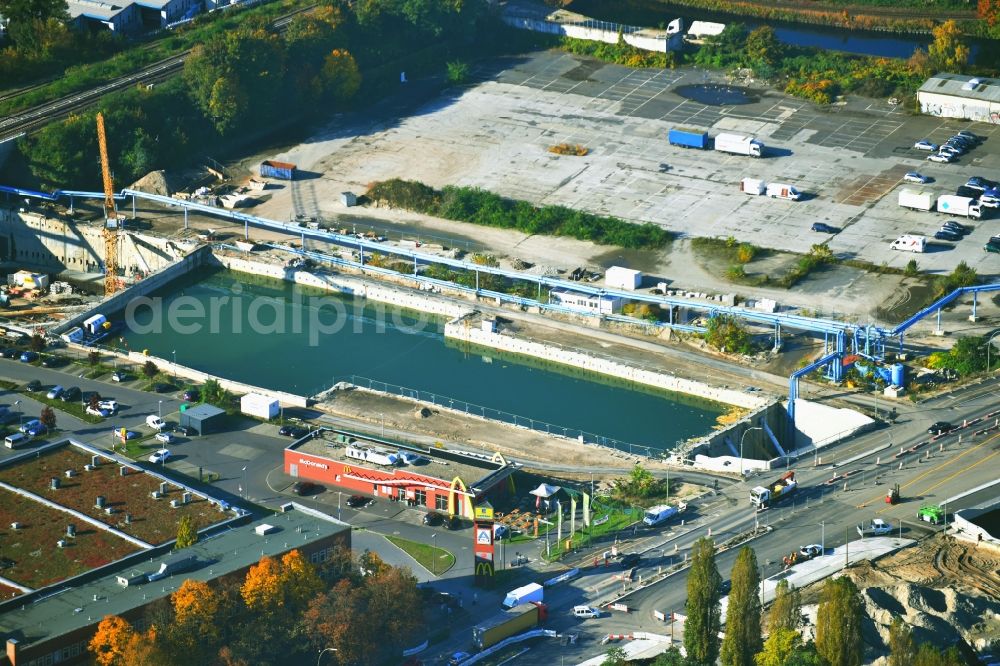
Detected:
[917,73,1000,123]
[179,403,227,435]
[0,504,349,666]
[284,432,518,519]
[66,0,140,33]
[549,289,623,315]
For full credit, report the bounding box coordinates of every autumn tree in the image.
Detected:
[815,577,864,666]
[89,393,102,411]
[89,350,101,366]
[29,334,45,352]
[304,580,378,665]
[979,0,1000,27]
[241,555,284,612]
[314,49,362,102]
[684,537,722,665]
[744,26,784,71]
[143,360,159,378]
[928,20,969,73]
[721,546,762,666]
[119,626,170,666]
[888,617,916,666]
[768,579,801,633]
[89,615,135,666]
[175,515,197,549]
[279,549,322,610]
[39,405,56,430]
[755,628,799,666]
[365,564,424,654]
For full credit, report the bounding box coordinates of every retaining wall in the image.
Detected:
[444,319,768,409]
[502,15,674,53]
[210,254,472,320]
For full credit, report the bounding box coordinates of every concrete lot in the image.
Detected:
[254,51,1000,282]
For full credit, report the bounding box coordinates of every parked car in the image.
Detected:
[346,495,369,508]
[449,652,471,666]
[903,172,929,184]
[155,432,175,444]
[46,385,64,400]
[111,370,128,382]
[493,524,510,539]
[934,229,961,242]
[86,405,111,418]
[151,382,174,393]
[146,415,166,431]
[986,239,1000,253]
[913,140,938,151]
[292,481,321,496]
[799,544,823,560]
[966,176,995,189]
[19,419,41,434]
[1,348,18,359]
[26,423,47,437]
[938,145,963,157]
[40,356,65,368]
[941,220,967,234]
[423,511,444,526]
[927,421,954,435]
[980,194,1000,208]
[60,387,81,402]
[279,425,308,438]
[148,449,171,464]
[444,515,462,530]
[811,222,837,233]
[182,388,200,402]
[99,399,119,413]
[173,425,194,436]
[927,153,952,163]
[573,606,601,619]
[24,380,41,392]
[956,130,980,141]
[19,351,38,363]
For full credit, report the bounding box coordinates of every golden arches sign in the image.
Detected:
[447,476,473,519]
[475,560,494,577]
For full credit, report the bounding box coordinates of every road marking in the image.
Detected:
[913,448,1000,499]
[860,431,999,508]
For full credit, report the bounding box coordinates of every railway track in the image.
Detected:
[0,3,315,143]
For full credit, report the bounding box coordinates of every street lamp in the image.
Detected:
[171,350,176,378]
[158,400,163,420]
[337,491,342,521]
[241,466,247,500]
[430,533,437,575]
[13,400,21,431]
[378,412,384,438]
[818,520,825,552]
[985,331,1000,373]
[740,426,764,476]
[317,648,337,666]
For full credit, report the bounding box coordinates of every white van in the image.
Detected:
[766,183,802,201]
[5,432,28,448]
[573,606,600,619]
[146,415,166,431]
[890,235,926,253]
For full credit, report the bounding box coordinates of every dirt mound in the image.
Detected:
[130,170,177,196]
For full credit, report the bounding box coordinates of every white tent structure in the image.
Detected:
[529,483,561,511]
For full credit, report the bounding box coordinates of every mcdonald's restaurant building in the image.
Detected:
[284,432,518,518]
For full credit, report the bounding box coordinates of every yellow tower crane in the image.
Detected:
[95,112,120,297]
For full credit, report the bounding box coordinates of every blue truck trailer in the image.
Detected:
[668,129,709,149]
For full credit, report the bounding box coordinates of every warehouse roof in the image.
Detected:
[918,73,1000,103]
[183,403,226,419]
[66,0,131,20]
[0,506,348,650]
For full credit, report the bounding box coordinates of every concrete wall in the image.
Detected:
[210,253,473,319]
[53,245,212,335]
[501,15,675,53]
[789,399,875,450]
[444,318,767,409]
[952,500,1000,546]
[685,402,787,473]
[918,91,1000,124]
[0,209,183,276]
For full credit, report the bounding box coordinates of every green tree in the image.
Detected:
[602,646,628,666]
[705,314,752,355]
[201,379,231,408]
[913,643,963,666]
[143,360,159,379]
[888,618,916,666]
[446,59,470,84]
[928,20,969,72]
[768,580,801,633]
[175,515,198,549]
[684,537,722,665]
[29,334,46,352]
[904,259,919,277]
[815,577,864,666]
[0,0,68,49]
[755,628,800,666]
[88,350,101,366]
[721,547,762,666]
[314,49,361,102]
[744,26,783,70]
[653,647,688,666]
[39,405,56,430]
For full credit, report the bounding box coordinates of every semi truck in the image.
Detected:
[501,582,543,609]
[472,602,548,651]
[642,501,688,527]
[766,183,801,201]
[937,195,982,219]
[750,471,797,509]
[714,133,764,158]
[668,129,710,149]
[898,189,934,211]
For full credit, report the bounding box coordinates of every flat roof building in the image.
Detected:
[179,403,227,436]
[918,73,1000,123]
[285,430,518,519]
[0,504,350,666]
[66,0,140,33]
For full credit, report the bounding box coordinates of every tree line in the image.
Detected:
[12,0,489,190]
[88,547,424,666]
[603,538,964,666]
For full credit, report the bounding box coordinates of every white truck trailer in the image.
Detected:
[937,195,982,219]
[898,189,934,211]
[501,583,543,610]
[714,133,763,158]
[740,178,766,195]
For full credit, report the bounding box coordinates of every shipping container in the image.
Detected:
[605,266,642,291]
[473,602,547,650]
[898,189,934,211]
[259,160,297,180]
[739,178,765,195]
[241,393,279,420]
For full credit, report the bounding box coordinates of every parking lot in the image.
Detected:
[253,50,1000,281]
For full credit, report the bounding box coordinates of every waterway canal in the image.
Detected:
[121,269,727,452]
